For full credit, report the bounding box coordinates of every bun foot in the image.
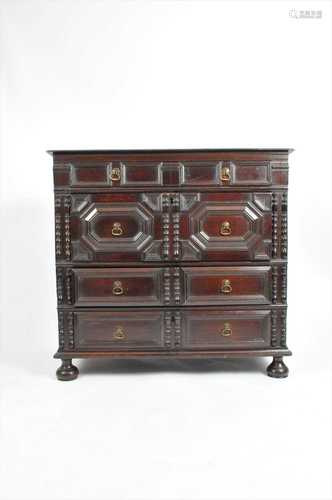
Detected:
[267,356,289,378]
[56,359,79,381]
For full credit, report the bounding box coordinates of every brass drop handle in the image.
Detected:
[110,167,121,182]
[220,322,232,337]
[111,222,123,236]
[113,326,126,340]
[220,221,231,236]
[221,279,232,294]
[220,166,231,182]
[112,280,124,296]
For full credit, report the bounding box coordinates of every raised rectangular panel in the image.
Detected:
[182,309,271,349]
[120,162,163,186]
[183,266,271,305]
[73,268,163,306]
[230,161,272,185]
[179,161,222,185]
[71,163,108,186]
[75,310,166,350]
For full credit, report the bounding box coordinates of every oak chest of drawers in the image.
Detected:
[50,149,291,380]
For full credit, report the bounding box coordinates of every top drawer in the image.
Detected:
[53,153,289,189]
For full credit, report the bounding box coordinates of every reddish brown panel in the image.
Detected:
[201,213,249,238]
[230,161,272,185]
[59,160,109,186]
[92,213,139,239]
[73,165,107,185]
[182,266,271,305]
[75,310,166,350]
[179,161,221,185]
[120,162,163,186]
[182,309,271,349]
[73,268,163,306]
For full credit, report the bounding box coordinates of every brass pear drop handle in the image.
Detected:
[220,322,232,337]
[113,326,126,340]
[111,222,123,236]
[112,280,124,296]
[220,221,231,236]
[220,166,231,183]
[110,167,121,182]
[220,279,232,294]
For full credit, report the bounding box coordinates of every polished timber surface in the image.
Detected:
[52,149,291,379]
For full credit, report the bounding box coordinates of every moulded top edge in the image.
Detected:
[47,148,294,156]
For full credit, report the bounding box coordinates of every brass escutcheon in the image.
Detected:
[220,166,231,183]
[111,222,123,236]
[221,279,232,294]
[221,322,232,337]
[110,167,121,182]
[113,326,126,340]
[112,280,124,296]
[220,221,231,236]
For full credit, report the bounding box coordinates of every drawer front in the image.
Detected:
[73,268,163,306]
[182,309,271,349]
[177,192,272,261]
[71,161,164,188]
[54,160,182,188]
[68,192,271,263]
[70,193,166,262]
[180,160,271,186]
[53,156,288,189]
[75,310,168,350]
[182,266,271,305]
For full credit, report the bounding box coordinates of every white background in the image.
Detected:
[0,1,331,499]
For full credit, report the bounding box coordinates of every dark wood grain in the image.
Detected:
[59,192,274,263]
[75,310,166,351]
[53,152,290,189]
[182,266,271,305]
[54,349,292,359]
[73,267,164,306]
[52,149,291,379]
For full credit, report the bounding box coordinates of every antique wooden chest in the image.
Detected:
[50,149,291,380]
